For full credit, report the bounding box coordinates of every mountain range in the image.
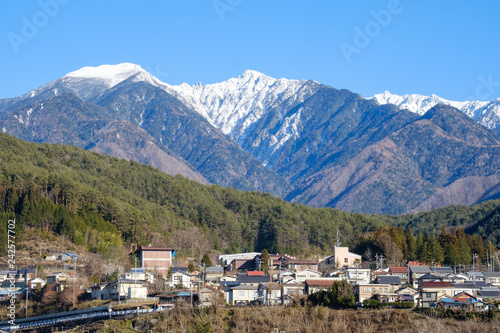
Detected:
[0,63,499,214]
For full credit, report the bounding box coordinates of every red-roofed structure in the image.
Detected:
[247,271,265,276]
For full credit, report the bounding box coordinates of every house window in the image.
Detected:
[238,291,245,296]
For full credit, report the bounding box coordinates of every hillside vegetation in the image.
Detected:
[0,133,498,261]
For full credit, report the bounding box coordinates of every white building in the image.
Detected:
[323,247,362,268]
[345,268,371,285]
[224,284,259,305]
[294,270,322,283]
[125,268,155,283]
[169,271,192,289]
[30,277,46,289]
[90,279,147,300]
[218,252,261,266]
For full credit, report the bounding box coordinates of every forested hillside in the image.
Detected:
[0,133,498,261]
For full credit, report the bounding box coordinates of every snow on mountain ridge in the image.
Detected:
[170,70,321,146]
[65,63,145,87]
[372,91,500,132]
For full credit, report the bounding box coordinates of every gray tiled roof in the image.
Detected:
[238,275,271,284]
[377,276,401,285]
[206,267,224,273]
[409,266,431,274]
[453,281,488,288]
[431,267,454,274]
[231,284,258,290]
[478,290,500,297]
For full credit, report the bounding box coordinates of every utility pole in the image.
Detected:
[134,256,137,303]
[117,260,121,304]
[25,287,28,317]
[336,228,341,248]
[73,257,77,307]
[472,254,477,282]
[200,263,206,287]
[269,260,272,305]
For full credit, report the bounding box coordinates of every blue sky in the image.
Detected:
[1,1,499,101]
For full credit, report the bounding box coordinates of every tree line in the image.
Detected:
[0,132,498,262]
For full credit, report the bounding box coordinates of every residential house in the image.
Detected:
[125,268,155,283]
[258,282,283,305]
[441,273,469,284]
[90,279,147,300]
[420,282,454,301]
[0,270,18,283]
[158,290,195,307]
[16,268,36,282]
[354,283,396,303]
[453,281,488,296]
[59,253,79,261]
[231,259,257,271]
[220,275,238,282]
[395,286,419,304]
[45,255,57,261]
[466,272,485,281]
[169,271,193,289]
[431,267,454,275]
[294,270,321,283]
[345,268,371,285]
[282,259,319,272]
[477,287,500,301]
[171,267,189,274]
[483,272,500,287]
[0,281,26,298]
[90,283,108,300]
[371,269,390,283]
[304,279,338,294]
[254,254,292,271]
[282,282,305,305]
[136,246,176,278]
[439,292,483,311]
[205,266,224,283]
[376,275,401,295]
[46,272,69,285]
[409,266,431,288]
[417,273,443,288]
[420,291,438,308]
[30,277,46,289]
[389,267,409,283]
[237,275,271,286]
[199,286,223,307]
[225,284,259,305]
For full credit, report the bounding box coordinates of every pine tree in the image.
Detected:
[416,232,425,262]
[260,249,271,274]
[406,228,417,261]
[201,253,213,268]
[429,235,445,264]
[458,237,472,265]
[444,243,460,266]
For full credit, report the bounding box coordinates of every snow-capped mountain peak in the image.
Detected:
[371,91,499,132]
[63,62,169,91]
[65,63,145,87]
[19,63,174,102]
[170,70,321,145]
